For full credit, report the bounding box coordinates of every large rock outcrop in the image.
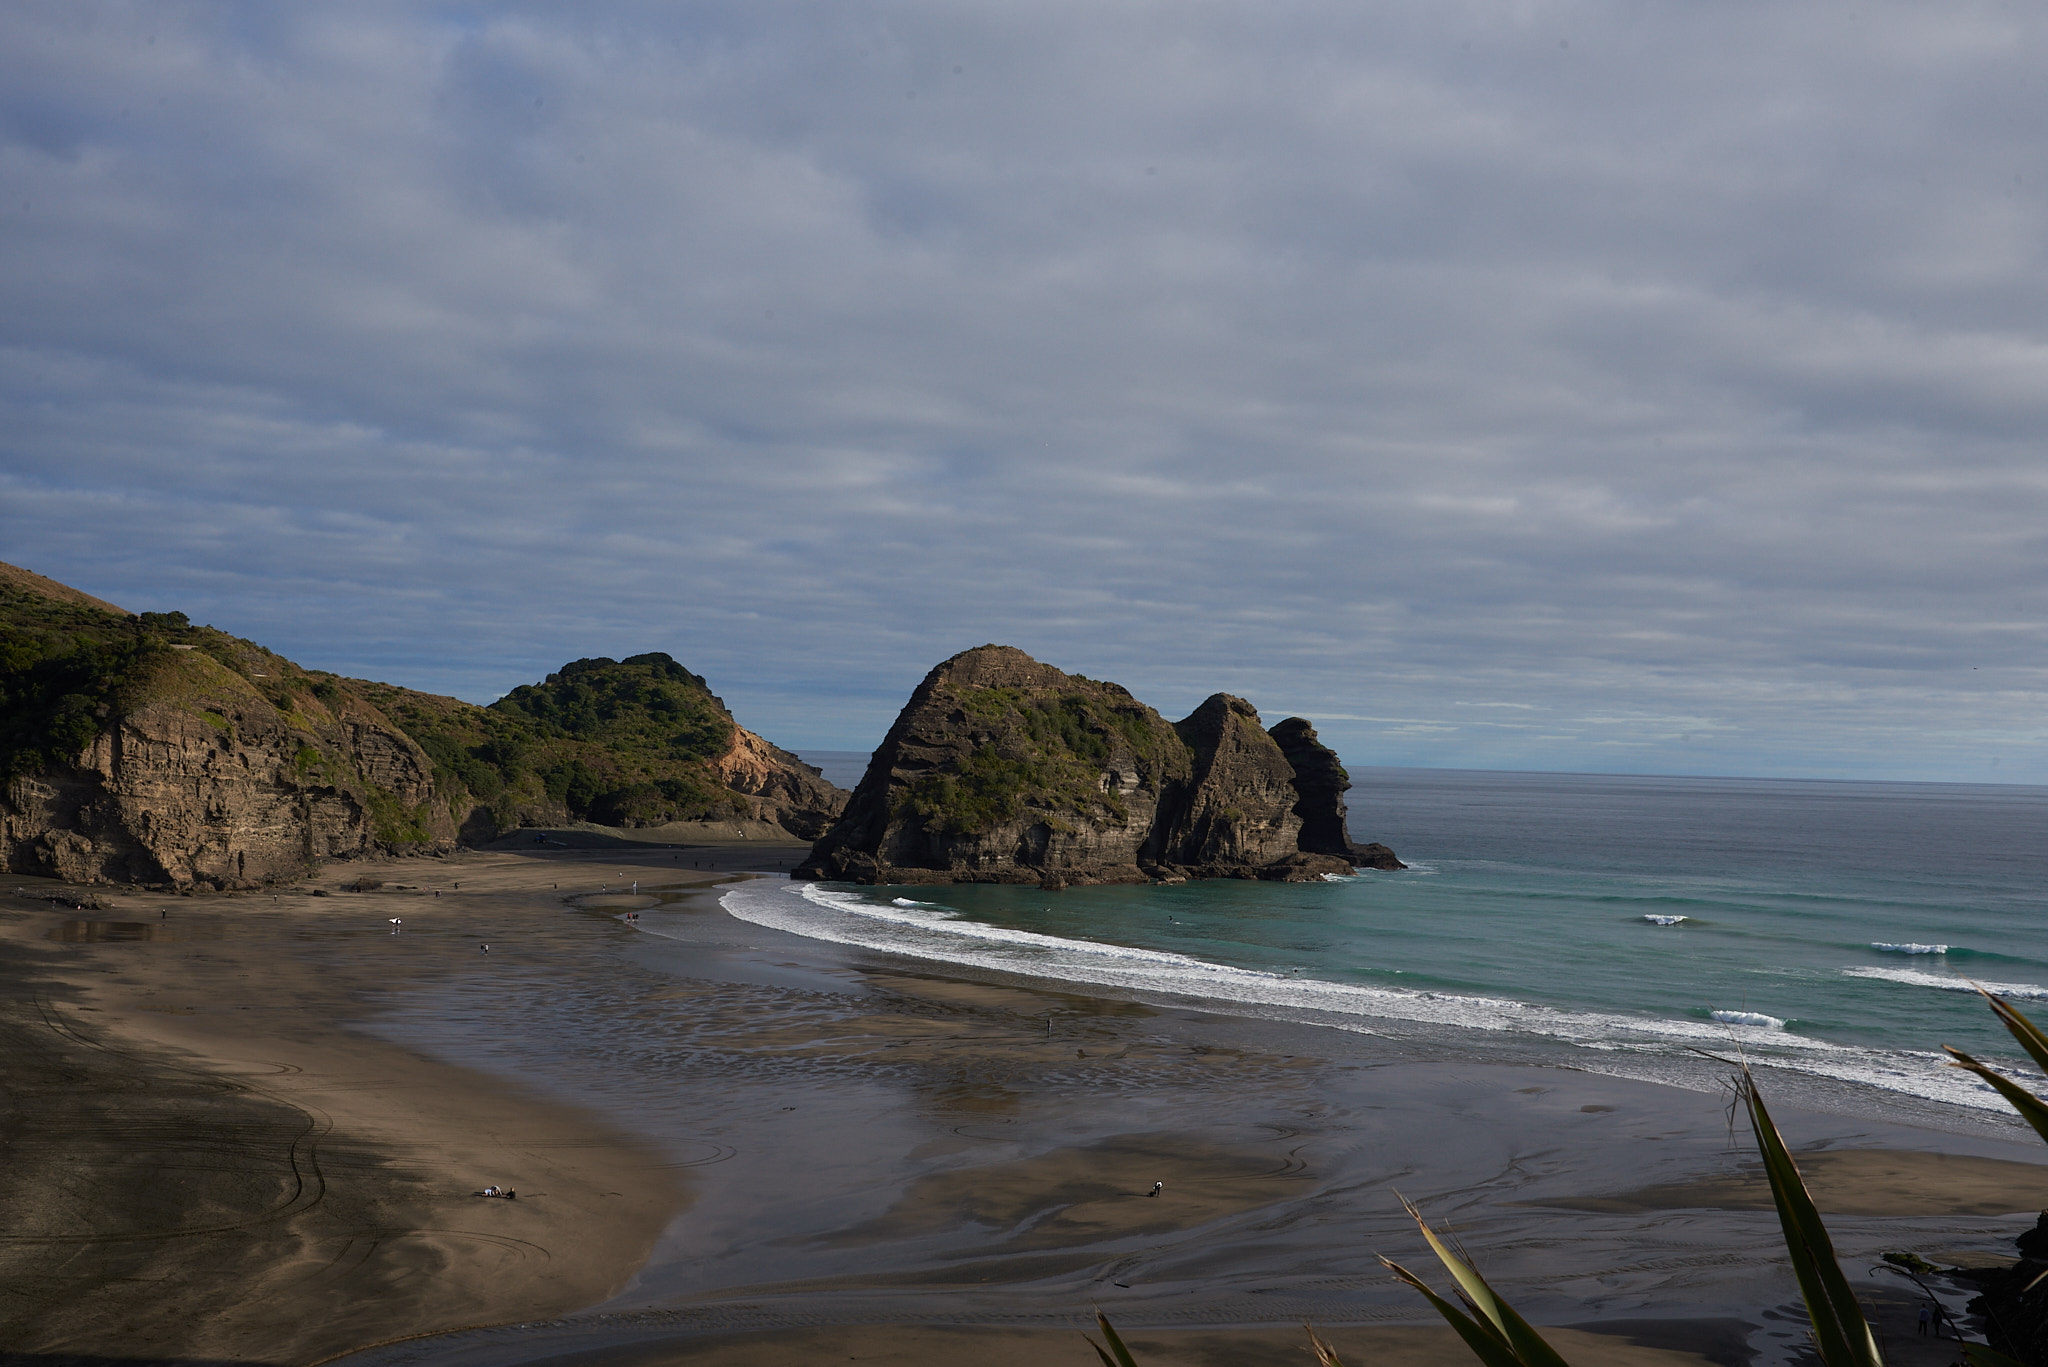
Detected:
[1147,693,1310,876]
[794,646,1399,885]
[794,646,1191,884]
[1268,716,1405,871]
[1,648,451,888]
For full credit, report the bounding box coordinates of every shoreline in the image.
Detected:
[3,846,2043,1367]
[0,847,712,1363]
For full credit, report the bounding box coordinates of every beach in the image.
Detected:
[2,837,2043,1367]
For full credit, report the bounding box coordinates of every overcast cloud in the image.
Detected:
[6,1,2048,781]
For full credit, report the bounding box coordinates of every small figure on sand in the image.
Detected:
[481,943,489,955]
[1148,1181,1164,1198]
[1918,1305,1932,1336]
[478,1186,516,1199]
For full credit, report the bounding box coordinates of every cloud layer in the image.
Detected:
[7,2,2048,780]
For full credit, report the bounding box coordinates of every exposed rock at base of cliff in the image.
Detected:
[713,726,846,840]
[795,646,1397,885]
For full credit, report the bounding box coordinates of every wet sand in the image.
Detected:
[2,843,2043,1367]
[0,848,713,1362]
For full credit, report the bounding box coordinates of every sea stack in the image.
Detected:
[793,645,1401,885]
[1268,716,1406,871]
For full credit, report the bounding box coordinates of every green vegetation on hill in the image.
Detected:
[1,574,757,843]
[0,593,246,779]
[896,683,1190,837]
[363,653,749,834]
[0,588,452,847]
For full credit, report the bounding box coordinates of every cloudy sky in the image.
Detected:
[6,2,2047,782]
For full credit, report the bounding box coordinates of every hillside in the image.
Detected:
[0,562,843,888]
[796,644,1399,885]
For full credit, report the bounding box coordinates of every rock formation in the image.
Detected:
[2,645,449,888]
[795,645,1400,885]
[0,562,846,887]
[1146,693,1315,879]
[1268,716,1405,870]
[713,726,846,840]
[794,645,1190,884]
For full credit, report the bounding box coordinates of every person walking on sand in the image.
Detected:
[1918,1305,1932,1336]
[481,943,489,955]
[1149,1182,1163,1198]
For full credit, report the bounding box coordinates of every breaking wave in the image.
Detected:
[1712,1009,1785,1029]
[1843,966,2048,1000]
[721,880,2012,1113]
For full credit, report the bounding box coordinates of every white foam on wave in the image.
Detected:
[730,882,1829,1049]
[721,881,2022,1113]
[1842,966,2048,1000]
[890,897,943,909]
[1872,942,1948,955]
[1644,914,1687,926]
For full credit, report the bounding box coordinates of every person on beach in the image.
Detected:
[481,943,489,955]
[1918,1305,1932,1336]
[1149,1182,1163,1197]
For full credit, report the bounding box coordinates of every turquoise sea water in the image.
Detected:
[745,766,2048,1113]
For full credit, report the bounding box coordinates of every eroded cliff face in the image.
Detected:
[713,726,848,840]
[0,650,452,889]
[795,645,1190,884]
[1268,716,1405,870]
[795,646,1391,885]
[1146,694,1305,874]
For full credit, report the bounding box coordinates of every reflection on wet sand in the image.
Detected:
[4,847,2043,1367]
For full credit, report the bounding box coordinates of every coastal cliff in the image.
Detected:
[1268,716,1405,870]
[0,562,843,887]
[794,645,1400,885]
[3,644,447,888]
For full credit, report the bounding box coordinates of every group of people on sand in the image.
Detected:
[479,1185,517,1199]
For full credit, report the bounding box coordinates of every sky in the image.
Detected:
[5,2,2048,782]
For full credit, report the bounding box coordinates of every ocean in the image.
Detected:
[753,764,2048,1118]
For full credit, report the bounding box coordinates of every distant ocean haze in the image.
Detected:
[797,750,872,792]
[740,767,2048,1116]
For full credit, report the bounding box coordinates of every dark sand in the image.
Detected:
[2,840,2042,1367]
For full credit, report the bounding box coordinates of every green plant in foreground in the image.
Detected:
[1090,992,2048,1367]
[1947,990,2048,1150]
[1380,1195,1572,1367]
[1737,1067,1886,1367]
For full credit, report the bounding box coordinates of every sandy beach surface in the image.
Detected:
[2,840,2043,1367]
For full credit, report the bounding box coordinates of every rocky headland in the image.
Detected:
[794,645,1402,885]
[0,562,843,888]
